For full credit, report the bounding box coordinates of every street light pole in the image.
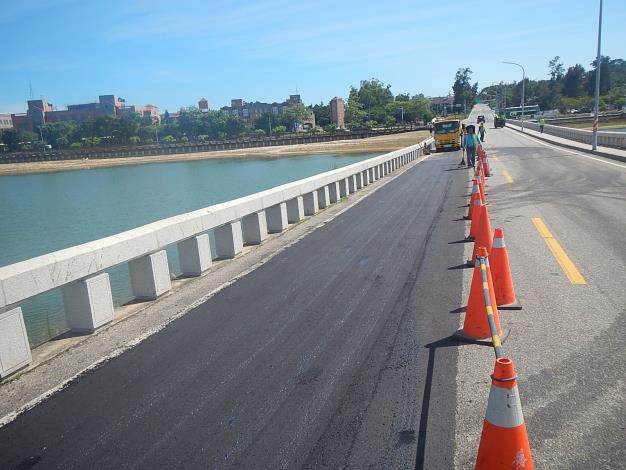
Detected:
[592,0,603,150]
[503,61,525,131]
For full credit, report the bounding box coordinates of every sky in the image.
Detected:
[1,0,625,114]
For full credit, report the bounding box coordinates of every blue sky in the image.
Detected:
[1,0,624,114]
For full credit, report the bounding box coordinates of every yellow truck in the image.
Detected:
[432,118,461,151]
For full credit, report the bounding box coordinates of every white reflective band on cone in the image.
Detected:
[473,199,481,206]
[485,384,525,428]
[472,185,479,193]
[493,238,506,248]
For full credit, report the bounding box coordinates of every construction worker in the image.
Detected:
[458,123,467,166]
[478,122,486,142]
[464,125,481,168]
[539,116,545,133]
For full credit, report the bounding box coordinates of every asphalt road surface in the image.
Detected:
[0,144,469,469]
[1,106,624,470]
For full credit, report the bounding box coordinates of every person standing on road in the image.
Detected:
[464,125,481,168]
[539,116,545,133]
[458,123,467,166]
[478,122,486,142]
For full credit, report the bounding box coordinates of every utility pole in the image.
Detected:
[503,61,525,131]
[592,0,603,150]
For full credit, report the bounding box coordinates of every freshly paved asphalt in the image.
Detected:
[0,146,470,469]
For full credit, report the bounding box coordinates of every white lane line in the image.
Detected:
[505,128,626,169]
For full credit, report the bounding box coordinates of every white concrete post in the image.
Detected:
[62,272,114,332]
[266,203,288,233]
[355,173,363,189]
[338,178,349,198]
[369,167,376,181]
[177,234,212,276]
[214,220,244,259]
[303,191,319,215]
[286,196,305,223]
[242,211,268,245]
[129,250,171,300]
[328,181,340,203]
[379,163,384,177]
[348,175,358,193]
[0,306,32,378]
[317,186,330,209]
[390,160,395,172]
[362,170,370,186]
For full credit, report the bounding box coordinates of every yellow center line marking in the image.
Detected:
[532,217,587,285]
[491,156,499,161]
[501,170,514,183]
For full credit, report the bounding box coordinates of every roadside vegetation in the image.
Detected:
[479,56,626,113]
[0,79,436,153]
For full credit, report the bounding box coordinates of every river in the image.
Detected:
[0,152,378,347]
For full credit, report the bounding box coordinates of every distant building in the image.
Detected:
[429,95,455,114]
[221,94,314,128]
[0,114,12,129]
[330,97,345,129]
[10,94,160,130]
[198,98,209,112]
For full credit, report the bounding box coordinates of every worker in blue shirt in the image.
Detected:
[464,125,482,168]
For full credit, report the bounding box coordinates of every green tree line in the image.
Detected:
[1,78,435,152]
[479,56,626,113]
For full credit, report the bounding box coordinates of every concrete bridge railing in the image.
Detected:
[0,138,435,378]
[507,119,626,149]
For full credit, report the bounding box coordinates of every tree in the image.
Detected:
[587,55,612,95]
[284,103,311,131]
[345,87,366,127]
[452,68,478,111]
[548,56,565,81]
[0,128,38,151]
[311,102,331,128]
[562,64,587,97]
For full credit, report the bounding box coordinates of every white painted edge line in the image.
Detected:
[505,127,626,169]
[0,151,431,429]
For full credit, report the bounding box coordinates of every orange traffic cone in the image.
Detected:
[466,201,483,240]
[477,173,487,202]
[455,247,502,342]
[491,228,522,310]
[482,154,491,177]
[465,180,482,220]
[469,203,493,265]
[475,357,534,470]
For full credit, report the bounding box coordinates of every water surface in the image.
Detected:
[0,152,378,346]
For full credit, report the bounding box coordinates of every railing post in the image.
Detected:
[177,234,212,276]
[338,178,349,198]
[355,172,363,189]
[0,306,32,378]
[128,250,171,300]
[286,196,305,222]
[266,203,288,233]
[242,211,268,245]
[328,181,340,203]
[62,272,114,332]
[303,191,319,215]
[214,221,244,258]
[348,174,358,193]
[362,170,370,186]
[317,185,330,208]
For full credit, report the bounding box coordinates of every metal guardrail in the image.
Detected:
[507,119,626,150]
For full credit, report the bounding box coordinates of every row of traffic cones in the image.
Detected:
[456,148,533,469]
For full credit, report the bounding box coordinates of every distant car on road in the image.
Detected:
[574,107,592,114]
[494,115,505,128]
[477,115,485,124]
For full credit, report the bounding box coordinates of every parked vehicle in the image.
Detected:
[432,118,461,151]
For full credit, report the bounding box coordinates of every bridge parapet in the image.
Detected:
[0,138,434,378]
